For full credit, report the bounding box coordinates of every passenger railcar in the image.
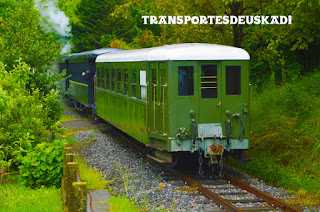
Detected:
[95,43,251,174]
[58,48,123,110]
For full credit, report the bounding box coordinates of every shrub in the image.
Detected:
[19,140,63,188]
[0,61,64,169]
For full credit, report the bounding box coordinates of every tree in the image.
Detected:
[70,0,137,52]
[0,0,62,95]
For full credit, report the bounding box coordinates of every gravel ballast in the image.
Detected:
[69,126,316,212]
[63,101,318,212]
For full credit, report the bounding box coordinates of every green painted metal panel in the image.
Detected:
[198,62,222,124]
[221,61,250,141]
[96,62,149,144]
[148,62,168,136]
[165,60,250,152]
[69,81,88,105]
[167,61,199,140]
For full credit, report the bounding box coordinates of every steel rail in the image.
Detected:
[108,123,300,212]
[224,174,301,212]
[166,167,242,212]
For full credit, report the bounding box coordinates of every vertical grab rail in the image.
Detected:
[146,82,149,132]
[250,82,252,134]
[162,83,167,135]
[153,83,156,132]
[94,75,97,105]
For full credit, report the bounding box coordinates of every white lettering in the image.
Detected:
[246,16,253,24]
[270,16,279,24]
[191,16,199,24]
[158,16,167,24]
[261,16,269,24]
[238,16,245,24]
[167,16,176,24]
[184,16,191,24]
[177,16,183,24]
[222,16,229,24]
[150,16,158,24]
[230,16,238,24]
[141,16,149,24]
[200,16,208,24]
[288,15,292,24]
[140,15,292,25]
[208,16,215,24]
[254,16,261,24]
[279,16,287,24]
[215,16,222,24]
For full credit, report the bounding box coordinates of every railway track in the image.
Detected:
[63,108,300,211]
[114,125,300,212]
[163,166,301,212]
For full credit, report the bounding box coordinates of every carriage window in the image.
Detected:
[178,66,194,96]
[201,65,217,98]
[131,70,137,98]
[111,68,115,91]
[124,69,128,95]
[105,68,109,90]
[117,69,121,93]
[140,70,146,100]
[226,66,241,95]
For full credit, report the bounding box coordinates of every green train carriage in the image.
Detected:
[95,43,251,173]
[58,48,123,110]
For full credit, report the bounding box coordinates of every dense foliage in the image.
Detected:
[0,0,62,95]
[19,140,63,188]
[69,0,137,52]
[0,61,63,170]
[58,0,320,89]
[0,0,64,181]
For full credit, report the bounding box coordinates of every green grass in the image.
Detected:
[75,157,109,190]
[108,195,139,212]
[0,181,62,212]
[75,158,140,211]
[59,114,78,122]
[232,71,320,205]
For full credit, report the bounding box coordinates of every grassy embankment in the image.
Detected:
[229,71,320,206]
[62,116,139,212]
[0,179,63,212]
[75,157,139,212]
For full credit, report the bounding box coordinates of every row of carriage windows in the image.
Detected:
[97,68,146,100]
[97,65,241,100]
[178,65,241,98]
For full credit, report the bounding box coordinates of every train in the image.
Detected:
[58,43,252,175]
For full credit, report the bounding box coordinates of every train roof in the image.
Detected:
[64,48,124,61]
[96,43,250,63]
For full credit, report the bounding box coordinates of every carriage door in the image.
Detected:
[198,63,222,131]
[149,62,167,135]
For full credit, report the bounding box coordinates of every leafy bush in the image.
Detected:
[0,61,64,169]
[19,140,63,188]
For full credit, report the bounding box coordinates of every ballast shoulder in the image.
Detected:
[96,43,250,62]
